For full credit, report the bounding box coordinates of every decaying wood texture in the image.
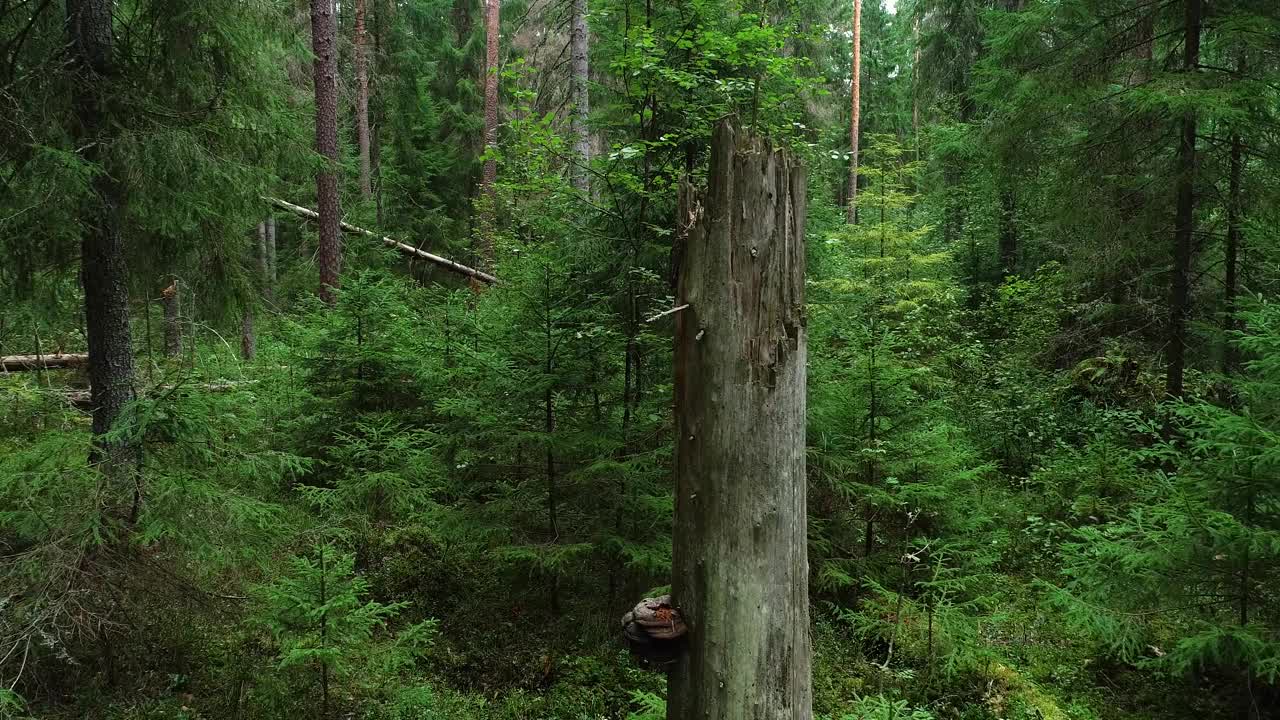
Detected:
[264,197,499,284]
[668,121,812,719]
[1,353,90,372]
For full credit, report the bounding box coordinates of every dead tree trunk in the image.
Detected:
[1,353,89,371]
[668,121,812,720]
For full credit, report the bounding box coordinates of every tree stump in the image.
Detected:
[669,121,811,719]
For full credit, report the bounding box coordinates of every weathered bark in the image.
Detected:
[669,121,811,720]
[1166,0,1201,398]
[311,0,343,304]
[162,279,182,357]
[847,0,861,224]
[265,197,499,284]
[570,0,590,192]
[1,353,90,371]
[354,0,372,199]
[67,0,138,478]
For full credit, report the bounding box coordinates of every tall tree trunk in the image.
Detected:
[162,279,182,358]
[311,0,343,304]
[864,323,877,558]
[998,186,1017,276]
[1222,55,1246,377]
[544,267,561,614]
[258,219,275,305]
[256,220,269,293]
[68,0,138,483]
[1222,130,1242,375]
[1132,2,1153,86]
[240,306,255,361]
[354,0,372,199]
[243,220,268,361]
[668,121,812,720]
[545,388,561,613]
[372,0,389,225]
[267,215,278,290]
[479,0,500,268]
[481,1,496,184]
[570,0,590,193]
[847,0,861,224]
[912,14,920,161]
[1166,0,1201,398]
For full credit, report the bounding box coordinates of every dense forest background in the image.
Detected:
[2,0,1279,718]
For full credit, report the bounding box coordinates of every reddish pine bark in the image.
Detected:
[311,0,343,304]
[483,0,499,193]
[355,0,372,199]
[847,0,861,224]
[162,279,182,358]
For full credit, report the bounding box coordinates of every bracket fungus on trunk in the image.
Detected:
[621,595,687,668]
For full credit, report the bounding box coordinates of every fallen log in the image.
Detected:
[264,197,498,285]
[1,353,89,372]
[61,380,257,408]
